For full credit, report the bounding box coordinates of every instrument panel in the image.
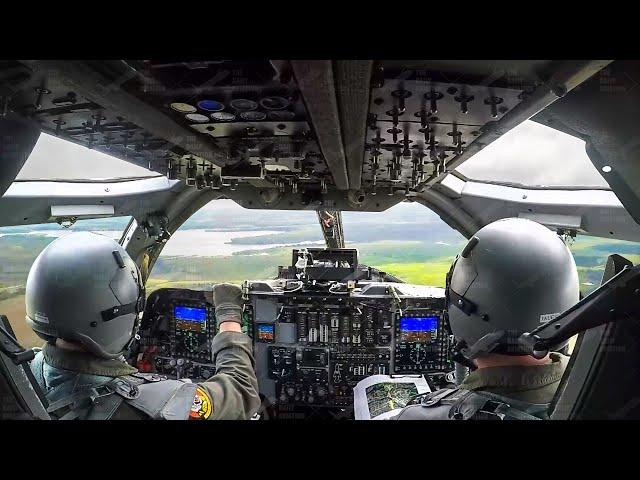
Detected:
[246,280,454,416]
[129,288,218,381]
[128,250,456,418]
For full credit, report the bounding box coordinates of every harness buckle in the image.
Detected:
[478,400,510,420]
[91,384,115,401]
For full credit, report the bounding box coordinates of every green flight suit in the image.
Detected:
[33,331,260,420]
[394,352,569,420]
[457,352,570,404]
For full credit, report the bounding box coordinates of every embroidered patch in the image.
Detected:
[189,386,213,420]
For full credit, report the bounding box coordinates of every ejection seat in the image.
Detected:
[549,254,640,419]
[0,315,50,419]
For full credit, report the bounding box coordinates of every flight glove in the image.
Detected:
[213,283,243,326]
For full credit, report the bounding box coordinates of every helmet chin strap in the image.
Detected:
[451,330,514,370]
[453,330,539,370]
[122,267,146,353]
[459,331,509,359]
[450,341,477,371]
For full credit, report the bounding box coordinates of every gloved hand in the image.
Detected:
[213,283,243,327]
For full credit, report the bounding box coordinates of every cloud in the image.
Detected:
[456,120,610,188]
[17,133,157,181]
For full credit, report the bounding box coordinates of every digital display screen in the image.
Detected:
[301,348,327,367]
[257,323,275,342]
[174,305,207,323]
[399,316,439,343]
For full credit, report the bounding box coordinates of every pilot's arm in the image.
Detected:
[190,284,260,420]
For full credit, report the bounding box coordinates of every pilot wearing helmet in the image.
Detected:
[395,217,580,420]
[25,231,260,420]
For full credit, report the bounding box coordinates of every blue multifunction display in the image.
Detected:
[174,305,207,323]
[399,316,438,343]
[400,316,438,332]
[394,312,448,372]
[173,304,212,360]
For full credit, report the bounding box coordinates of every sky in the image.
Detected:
[16,133,157,181]
[16,120,610,188]
[456,120,610,187]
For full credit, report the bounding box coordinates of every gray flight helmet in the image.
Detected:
[25,231,145,359]
[446,218,580,360]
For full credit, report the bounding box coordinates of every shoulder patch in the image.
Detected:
[190,385,213,420]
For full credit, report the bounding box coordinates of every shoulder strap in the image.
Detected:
[396,389,472,420]
[448,389,549,420]
[125,380,197,420]
[46,383,115,420]
[45,375,197,421]
[419,388,460,407]
[470,390,551,420]
[46,376,142,420]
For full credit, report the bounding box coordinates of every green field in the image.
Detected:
[373,261,454,286]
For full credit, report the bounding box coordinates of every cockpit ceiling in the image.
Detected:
[1,60,611,212]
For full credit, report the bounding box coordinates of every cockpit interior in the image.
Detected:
[2,59,640,420]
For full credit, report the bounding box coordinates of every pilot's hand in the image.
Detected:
[213,283,243,327]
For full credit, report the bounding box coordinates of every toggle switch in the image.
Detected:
[454,93,474,114]
[391,89,412,114]
[484,96,504,118]
[424,89,443,115]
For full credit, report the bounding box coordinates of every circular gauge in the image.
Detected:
[260,96,290,110]
[183,336,199,353]
[197,99,225,112]
[240,111,267,121]
[211,111,236,122]
[267,110,296,121]
[170,102,197,113]
[185,113,210,123]
[409,344,427,364]
[230,98,258,111]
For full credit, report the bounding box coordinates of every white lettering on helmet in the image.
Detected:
[35,312,49,324]
[540,312,560,324]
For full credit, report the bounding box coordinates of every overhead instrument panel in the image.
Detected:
[4,60,606,213]
[146,60,328,191]
[4,60,174,173]
[8,60,331,197]
[363,68,531,194]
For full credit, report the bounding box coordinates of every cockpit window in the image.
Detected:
[569,235,640,294]
[341,203,466,285]
[16,133,161,182]
[455,120,611,189]
[0,216,132,348]
[147,200,468,293]
[147,200,321,293]
[147,199,640,295]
